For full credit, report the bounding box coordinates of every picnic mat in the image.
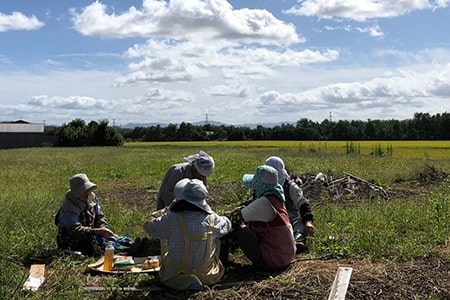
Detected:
[87,255,160,274]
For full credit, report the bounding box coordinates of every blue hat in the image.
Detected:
[242,165,285,201]
[243,165,278,189]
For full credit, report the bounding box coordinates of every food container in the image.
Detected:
[143,256,160,269]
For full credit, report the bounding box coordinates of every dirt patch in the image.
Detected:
[200,251,450,300]
[98,187,157,211]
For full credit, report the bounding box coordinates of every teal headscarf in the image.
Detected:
[242,165,285,202]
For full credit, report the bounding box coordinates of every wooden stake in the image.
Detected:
[328,267,353,300]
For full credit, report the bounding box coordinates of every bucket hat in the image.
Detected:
[70,173,97,198]
[173,178,212,213]
[242,165,285,201]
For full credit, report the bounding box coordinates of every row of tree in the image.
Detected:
[48,112,449,146]
[118,112,449,142]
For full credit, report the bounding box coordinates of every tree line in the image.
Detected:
[118,112,449,142]
[48,112,449,146]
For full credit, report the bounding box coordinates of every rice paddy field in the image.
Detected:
[0,140,449,299]
[126,140,450,158]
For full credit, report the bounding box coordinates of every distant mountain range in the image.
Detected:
[119,120,295,129]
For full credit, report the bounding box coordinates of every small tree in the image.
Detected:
[55,119,123,147]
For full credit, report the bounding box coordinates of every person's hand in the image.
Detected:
[95,227,114,238]
[305,221,315,236]
[150,200,175,220]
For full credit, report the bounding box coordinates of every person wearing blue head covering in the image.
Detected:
[224,165,296,271]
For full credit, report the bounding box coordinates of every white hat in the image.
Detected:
[70,173,97,197]
[173,178,212,213]
[185,151,215,177]
[265,156,290,185]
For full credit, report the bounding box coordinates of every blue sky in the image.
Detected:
[1,0,449,126]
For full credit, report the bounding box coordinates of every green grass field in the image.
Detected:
[0,141,449,299]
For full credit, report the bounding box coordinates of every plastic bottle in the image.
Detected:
[103,241,114,271]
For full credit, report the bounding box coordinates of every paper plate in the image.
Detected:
[87,255,160,274]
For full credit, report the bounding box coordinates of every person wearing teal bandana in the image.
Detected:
[225,165,296,271]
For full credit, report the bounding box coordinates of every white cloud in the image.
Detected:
[202,84,249,97]
[117,38,339,85]
[0,55,12,64]
[71,0,299,45]
[1,62,449,125]
[70,1,337,98]
[284,0,432,22]
[322,23,383,37]
[0,12,44,31]
[142,88,193,103]
[252,64,450,121]
[373,47,450,65]
[356,24,384,37]
[116,61,207,85]
[434,0,450,8]
[26,95,107,110]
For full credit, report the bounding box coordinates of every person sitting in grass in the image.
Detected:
[265,156,315,253]
[54,173,118,256]
[224,165,296,272]
[144,178,231,290]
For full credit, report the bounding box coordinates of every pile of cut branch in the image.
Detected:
[292,171,392,202]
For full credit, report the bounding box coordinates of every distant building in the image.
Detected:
[0,120,56,149]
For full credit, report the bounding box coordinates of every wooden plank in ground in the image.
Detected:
[23,264,46,292]
[328,267,353,300]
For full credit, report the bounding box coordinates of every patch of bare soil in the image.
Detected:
[190,249,449,300]
[90,172,449,299]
